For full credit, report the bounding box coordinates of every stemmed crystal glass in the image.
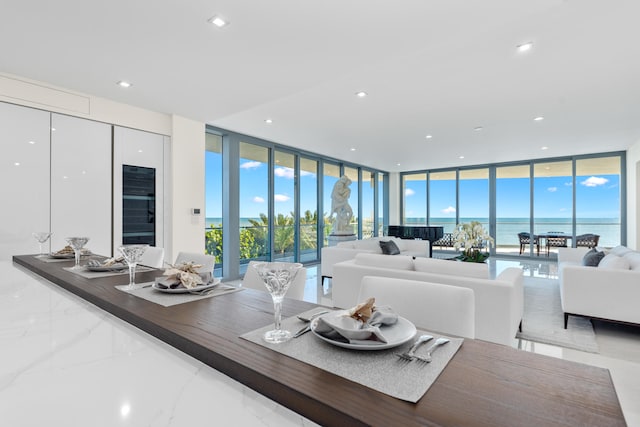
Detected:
[32,232,52,258]
[252,262,303,344]
[118,244,149,289]
[65,237,90,269]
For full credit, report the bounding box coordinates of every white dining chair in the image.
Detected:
[242,261,307,301]
[174,252,216,274]
[138,246,165,268]
[357,276,475,339]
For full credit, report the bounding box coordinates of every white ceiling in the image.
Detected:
[2,0,639,172]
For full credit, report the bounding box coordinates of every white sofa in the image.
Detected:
[320,236,429,282]
[558,245,640,327]
[332,253,523,346]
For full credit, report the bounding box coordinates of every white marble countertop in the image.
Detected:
[0,260,317,426]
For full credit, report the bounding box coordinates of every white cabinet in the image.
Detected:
[0,103,51,260]
[113,126,167,252]
[50,114,112,256]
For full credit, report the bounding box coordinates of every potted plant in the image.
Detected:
[453,221,494,262]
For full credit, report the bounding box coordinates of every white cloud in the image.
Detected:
[581,176,609,187]
[274,167,294,179]
[548,187,557,192]
[252,196,265,203]
[405,188,415,196]
[441,206,456,214]
[274,194,290,202]
[559,207,567,212]
[564,181,573,187]
[241,161,262,169]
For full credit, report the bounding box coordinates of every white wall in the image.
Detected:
[627,139,640,250]
[388,172,401,225]
[170,115,205,260]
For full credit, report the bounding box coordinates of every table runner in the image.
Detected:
[241,309,463,403]
[116,281,244,307]
[64,265,155,279]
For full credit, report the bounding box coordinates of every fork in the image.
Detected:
[415,338,450,363]
[396,334,433,363]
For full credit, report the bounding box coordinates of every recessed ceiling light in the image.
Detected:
[350,148,356,151]
[425,135,433,139]
[208,15,229,28]
[14,162,20,166]
[396,163,401,166]
[355,91,367,98]
[264,119,273,124]
[117,81,132,88]
[459,156,465,159]
[517,42,533,52]
[28,140,35,144]
[138,149,143,153]
[541,146,549,150]
[534,116,544,121]
[51,127,56,131]
[474,126,483,131]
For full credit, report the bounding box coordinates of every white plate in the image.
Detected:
[310,311,417,350]
[152,278,221,294]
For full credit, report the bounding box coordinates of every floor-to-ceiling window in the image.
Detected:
[459,168,489,229]
[273,150,296,262]
[205,133,223,271]
[239,142,270,262]
[496,164,531,256]
[575,156,622,247]
[206,126,388,278]
[400,152,625,259]
[361,169,375,238]
[323,162,341,245]
[300,157,319,262]
[429,171,457,234]
[533,160,573,256]
[344,166,359,235]
[402,173,427,225]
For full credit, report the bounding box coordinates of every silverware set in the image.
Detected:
[396,335,449,364]
[293,310,329,338]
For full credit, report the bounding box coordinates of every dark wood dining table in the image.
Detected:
[12,254,627,427]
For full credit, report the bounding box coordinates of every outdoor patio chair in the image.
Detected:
[575,234,600,248]
[545,232,568,255]
[517,232,539,255]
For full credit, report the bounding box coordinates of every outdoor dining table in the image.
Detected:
[12,254,626,427]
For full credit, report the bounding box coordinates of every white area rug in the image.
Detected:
[516,277,599,353]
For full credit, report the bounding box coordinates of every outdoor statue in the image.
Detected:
[330,175,354,235]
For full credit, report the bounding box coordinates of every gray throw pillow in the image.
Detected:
[582,248,605,267]
[379,240,400,255]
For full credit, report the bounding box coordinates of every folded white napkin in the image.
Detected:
[154,272,213,289]
[313,307,398,345]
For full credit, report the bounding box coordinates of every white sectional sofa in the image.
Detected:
[558,245,640,327]
[320,236,430,283]
[331,253,524,346]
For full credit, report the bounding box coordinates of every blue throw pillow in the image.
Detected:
[582,248,605,267]
[379,240,400,255]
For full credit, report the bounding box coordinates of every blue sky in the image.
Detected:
[403,174,620,219]
[208,151,620,221]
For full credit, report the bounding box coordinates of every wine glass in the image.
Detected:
[32,232,52,258]
[65,237,90,269]
[118,244,149,289]
[252,262,303,344]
